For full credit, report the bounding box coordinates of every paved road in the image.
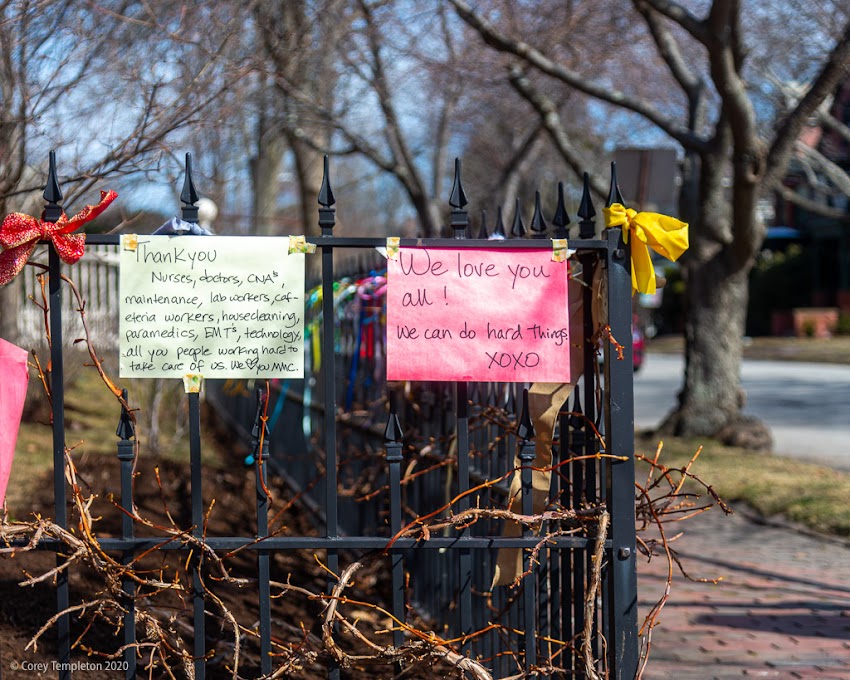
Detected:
[634,354,850,471]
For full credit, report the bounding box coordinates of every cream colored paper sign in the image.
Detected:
[119,235,304,379]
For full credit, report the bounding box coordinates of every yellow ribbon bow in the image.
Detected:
[602,202,689,295]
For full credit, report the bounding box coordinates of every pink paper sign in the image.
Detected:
[387,247,570,382]
[0,338,29,506]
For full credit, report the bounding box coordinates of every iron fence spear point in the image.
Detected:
[493,205,507,239]
[116,389,135,441]
[319,154,336,208]
[511,197,525,238]
[43,151,63,222]
[517,388,535,442]
[552,181,571,239]
[181,153,200,224]
[477,209,489,239]
[449,157,468,210]
[606,160,625,208]
[530,190,548,238]
[384,409,404,444]
[578,172,596,239]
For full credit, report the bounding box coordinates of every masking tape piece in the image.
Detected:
[551,239,574,262]
[386,237,400,260]
[183,374,204,394]
[288,235,317,254]
[123,234,138,251]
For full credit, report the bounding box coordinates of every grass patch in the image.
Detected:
[638,434,850,537]
[648,334,850,365]
[10,363,228,517]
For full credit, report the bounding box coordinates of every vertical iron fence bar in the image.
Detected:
[181,154,206,679]
[517,390,537,672]
[189,392,206,679]
[558,409,573,671]
[449,158,474,650]
[604,216,639,680]
[384,407,405,651]
[602,162,625,667]
[549,181,569,673]
[578,172,600,671]
[116,390,137,679]
[44,151,71,679]
[570,398,585,678]
[318,156,340,680]
[252,390,273,676]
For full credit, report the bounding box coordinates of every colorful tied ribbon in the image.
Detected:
[602,202,689,295]
[0,190,118,286]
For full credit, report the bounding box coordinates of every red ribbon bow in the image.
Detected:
[0,190,117,286]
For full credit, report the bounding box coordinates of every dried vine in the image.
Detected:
[0,265,727,678]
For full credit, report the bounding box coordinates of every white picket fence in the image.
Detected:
[17,245,120,350]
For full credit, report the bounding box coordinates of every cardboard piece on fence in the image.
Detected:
[492,261,602,587]
[119,235,305,379]
[387,247,570,383]
[0,338,29,506]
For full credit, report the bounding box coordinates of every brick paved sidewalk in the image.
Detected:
[639,507,850,679]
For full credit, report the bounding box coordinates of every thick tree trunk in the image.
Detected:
[251,130,287,236]
[290,136,324,238]
[661,253,772,449]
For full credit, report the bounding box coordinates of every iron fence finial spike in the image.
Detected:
[384,409,404,443]
[493,205,506,239]
[252,388,269,439]
[570,390,584,428]
[180,152,199,207]
[606,161,624,207]
[505,385,516,414]
[478,209,489,239]
[577,172,596,220]
[530,190,547,236]
[510,197,525,238]
[318,155,335,208]
[43,150,63,206]
[552,181,570,235]
[578,172,596,238]
[116,388,135,440]
[517,388,535,441]
[449,157,468,209]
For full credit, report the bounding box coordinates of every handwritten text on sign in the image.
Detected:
[119,235,304,379]
[387,248,570,382]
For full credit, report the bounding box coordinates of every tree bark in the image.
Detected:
[664,254,772,449]
[251,113,287,236]
[676,255,748,434]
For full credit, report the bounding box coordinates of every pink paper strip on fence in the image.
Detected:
[0,338,29,506]
[387,247,570,382]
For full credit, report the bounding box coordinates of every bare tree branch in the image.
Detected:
[774,181,850,222]
[634,0,702,97]
[508,67,607,200]
[794,140,850,198]
[819,108,850,146]
[765,18,850,189]
[638,0,709,43]
[449,0,709,151]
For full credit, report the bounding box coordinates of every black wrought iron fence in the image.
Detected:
[14,151,637,679]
